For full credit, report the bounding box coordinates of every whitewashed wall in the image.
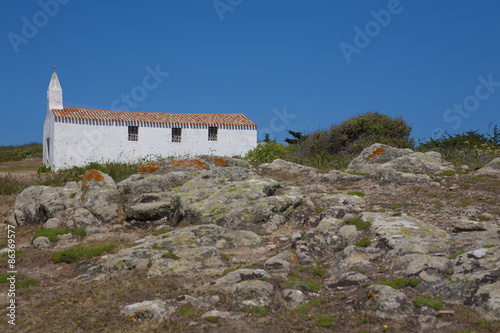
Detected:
[45,117,257,171]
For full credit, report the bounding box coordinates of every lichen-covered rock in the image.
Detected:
[365,284,412,319]
[78,224,263,280]
[347,144,413,173]
[43,217,62,229]
[120,300,175,321]
[14,186,65,225]
[318,170,365,183]
[81,170,120,224]
[148,246,225,277]
[477,157,500,175]
[382,151,454,173]
[124,192,173,221]
[362,212,453,255]
[259,159,318,177]
[169,167,302,234]
[281,289,307,308]
[153,224,263,250]
[212,269,270,290]
[33,236,50,249]
[347,143,454,174]
[117,172,192,203]
[265,251,297,271]
[371,167,433,185]
[229,280,274,307]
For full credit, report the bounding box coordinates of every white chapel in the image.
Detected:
[43,69,257,171]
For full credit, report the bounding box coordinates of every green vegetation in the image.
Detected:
[16,279,40,288]
[32,228,86,242]
[347,191,365,197]
[414,296,443,310]
[355,237,370,247]
[447,251,466,259]
[204,316,219,323]
[316,315,334,327]
[153,228,173,236]
[345,218,371,230]
[0,174,31,196]
[416,125,500,167]
[245,112,413,169]
[52,244,117,263]
[0,143,42,162]
[389,203,401,210]
[0,273,14,283]
[42,161,140,187]
[375,277,421,290]
[179,305,192,315]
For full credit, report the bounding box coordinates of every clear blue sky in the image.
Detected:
[1,0,499,146]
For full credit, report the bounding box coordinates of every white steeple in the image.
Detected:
[47,65,63,110]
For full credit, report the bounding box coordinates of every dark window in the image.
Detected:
[128,126,138,141]
[172,128,182,142]
[208,126,218,141]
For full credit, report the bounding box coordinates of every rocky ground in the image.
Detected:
[1,145,499,332]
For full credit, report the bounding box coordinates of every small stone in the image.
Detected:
[291,233,302,241]
[43,217,62,229]
[436,310,454,317]
[33,237,50,249]
[472,248,487,259]
[57,233,73,241]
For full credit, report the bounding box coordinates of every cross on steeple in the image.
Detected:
[53,65,56,73]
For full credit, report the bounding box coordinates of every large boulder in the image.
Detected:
[78,224,263,280]
[80,170,120,224]
[362,213,453,255]
[121,300,175,321]
[14,186,65,225]
[347,144,413,173]
[477,157,500,175]
[347,143,454,174]
[168,167,302,234]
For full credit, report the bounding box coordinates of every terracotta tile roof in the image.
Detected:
[51,107,257,127]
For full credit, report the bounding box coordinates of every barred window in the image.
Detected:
[128,126,138,141]
[172,128,182,142]
[208,126,218,141]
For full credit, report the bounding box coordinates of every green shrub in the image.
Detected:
[0,143,43,162]
[244,142,289,165]
[0,174,30,196]
[416,125,500,167]
[52,244,116,263]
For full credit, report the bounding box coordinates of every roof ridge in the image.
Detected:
[50,107,257,127]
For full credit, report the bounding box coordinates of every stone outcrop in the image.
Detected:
[5,151,500,330]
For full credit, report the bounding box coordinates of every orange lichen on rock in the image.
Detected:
[82,169,104,190]
[288,253,298,263]
[367,147,385,158]
[210,157,227,167]
[139,162,159,174]
[170,159,207,170]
